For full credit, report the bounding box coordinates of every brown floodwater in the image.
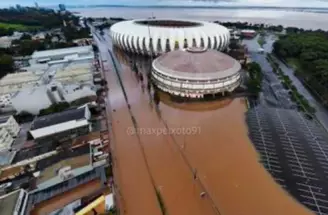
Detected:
[105,49,314,215]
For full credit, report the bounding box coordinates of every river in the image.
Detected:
[74,7,328,30]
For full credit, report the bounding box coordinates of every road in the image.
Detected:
[243,35,328,131]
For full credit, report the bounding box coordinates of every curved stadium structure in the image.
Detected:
[152,48,241,98]
[110,19,230,56]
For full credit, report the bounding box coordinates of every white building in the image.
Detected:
[0,115,20,151]
[110,19,230,56]
[29,106,91,142]
[11,82,96,115]
[30,46,94,65]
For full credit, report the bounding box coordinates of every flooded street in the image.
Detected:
[243,35,328,131]
[100,33,313,214]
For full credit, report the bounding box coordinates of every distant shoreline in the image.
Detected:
[67,5,328,13]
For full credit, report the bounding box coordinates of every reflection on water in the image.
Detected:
[110,48,313,215]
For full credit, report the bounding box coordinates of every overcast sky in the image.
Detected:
[3,0,328,8]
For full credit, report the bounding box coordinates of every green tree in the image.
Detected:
[0,54,14,78]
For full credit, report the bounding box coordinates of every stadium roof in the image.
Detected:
[153,48,241,80]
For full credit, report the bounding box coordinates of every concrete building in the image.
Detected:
[30,46,94,65]
[0,127,14,152]
[0,189,28,215]
[0,115,20,138]
[29,106,91,143]
[241,29,257,38]
[0,116,20,152]
[152,48,241,98]
[11,82,96,115]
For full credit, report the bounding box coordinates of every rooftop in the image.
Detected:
[31,46,93,59]
[0,115,10,124]
[31,107,86,130]
[36,154,90,185]
[135,19,202,28]
[0,72,40,95]
[54,63,93,84]
[153,49,241,79]
[0,189,21,215]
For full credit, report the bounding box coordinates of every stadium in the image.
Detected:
[151,47,241,98]
[110,19,230,56]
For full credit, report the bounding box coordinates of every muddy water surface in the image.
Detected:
[108,49,314,215]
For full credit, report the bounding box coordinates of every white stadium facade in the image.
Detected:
[110,19,230,56]
[151,47,241,98]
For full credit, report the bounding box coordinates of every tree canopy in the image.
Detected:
[0,54,14,78]
[273,31,328,104]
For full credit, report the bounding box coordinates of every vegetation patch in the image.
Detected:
[257,33,266,47]
[0,22,39,30]
[267,54,316,115]
[246,62,263,97]
[273,31,328,106]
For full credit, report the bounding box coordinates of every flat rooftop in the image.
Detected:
[0,189,21,215]
[31,107,86,130]
[0,72,40,94]
[36,154,90,185]
[31,46,93,59]
[54,63,93,84]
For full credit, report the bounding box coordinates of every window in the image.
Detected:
[149,38,154,55]
[174,41,179,50]
[157,38,162,53]
[218,35,222,50]
[142,37,147,54]
[126,35,131,51]
[200,37,204,48]
[121,34,126,49]
[192,38,196,47]
[130,36,136,52]
[136,37,142,53]
[207,37,211,49]
[165,39,171,52]
[213,36,217,49]
[183,39,188,48]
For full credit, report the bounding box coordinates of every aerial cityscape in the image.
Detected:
[1,1,328,215]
